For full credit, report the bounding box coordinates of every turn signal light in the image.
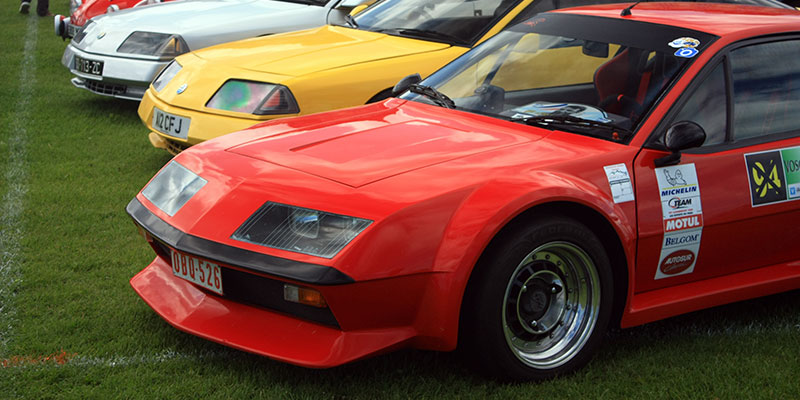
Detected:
[283,284,328,308]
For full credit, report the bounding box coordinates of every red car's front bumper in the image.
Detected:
[131,257,418,368]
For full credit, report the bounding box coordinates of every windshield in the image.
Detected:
[353,0,520,46]
[400,13,718,142]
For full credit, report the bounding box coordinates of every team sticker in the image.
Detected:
[745,146,800,206]
[654,163,703,280]
[669,36,699,59]
[603,163,635,203]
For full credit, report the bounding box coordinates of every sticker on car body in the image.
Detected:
[669,37,700,58]
[603,163,634,203]
[745,146,800,206]
[654,163,703,280]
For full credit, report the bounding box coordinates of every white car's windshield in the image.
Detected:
[354,0,521,46]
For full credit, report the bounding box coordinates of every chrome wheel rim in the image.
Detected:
[502,241,601,369]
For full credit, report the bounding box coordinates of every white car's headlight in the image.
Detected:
[151,60,182,92]
[231,202,372,258]
[117,31,189,59]
[206,80,299,115]
[141,161,207,216]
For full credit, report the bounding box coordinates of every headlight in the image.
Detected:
[231,202,372,259]
[151,60,182,92]
[117,32,189,59]
[72,19,94,44]
[206,80,299,115]
[141,161,207,216]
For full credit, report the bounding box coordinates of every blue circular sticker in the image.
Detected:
[674,47,698,58]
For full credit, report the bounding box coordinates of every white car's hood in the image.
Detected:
[73,0,334,55]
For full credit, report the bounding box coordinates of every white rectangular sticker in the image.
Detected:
[654,164,703,280]
[603,163,635,203]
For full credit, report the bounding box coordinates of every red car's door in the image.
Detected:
[633,37,800,293]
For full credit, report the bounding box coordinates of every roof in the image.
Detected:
[552,2,800,37]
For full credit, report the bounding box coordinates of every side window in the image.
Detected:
[671,62,727,146]
[730,40,800,141]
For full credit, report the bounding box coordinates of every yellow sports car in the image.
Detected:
[138,0,572,153]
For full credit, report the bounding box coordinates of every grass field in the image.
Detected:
[1,5,799,399]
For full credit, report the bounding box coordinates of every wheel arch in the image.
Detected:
[457,201,629,348]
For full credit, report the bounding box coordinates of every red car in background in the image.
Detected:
[54,0,172,39]
[127,3,800,381]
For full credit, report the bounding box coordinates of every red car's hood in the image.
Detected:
[226,101,544,188]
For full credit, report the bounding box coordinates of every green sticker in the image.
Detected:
[781,147,800,199]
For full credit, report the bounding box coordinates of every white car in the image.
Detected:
[61,0,370,100]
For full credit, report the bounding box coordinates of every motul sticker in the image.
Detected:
[654,164,703,280]
[664,214,703,232]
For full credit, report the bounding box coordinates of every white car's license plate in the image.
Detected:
[152,107,190,139]
[74,55,103,76]
[170,249,223,295]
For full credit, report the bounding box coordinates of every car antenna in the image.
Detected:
[621,1,641,16]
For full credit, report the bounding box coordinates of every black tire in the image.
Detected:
[462,215,613,381]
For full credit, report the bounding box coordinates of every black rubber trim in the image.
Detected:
[126,197,355,285]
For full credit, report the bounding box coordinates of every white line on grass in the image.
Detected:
[2,348,234,370]
[0,14,37,356]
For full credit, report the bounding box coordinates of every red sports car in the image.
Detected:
[127,3,800,380]
[54,0,172,39]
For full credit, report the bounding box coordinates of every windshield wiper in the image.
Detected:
[375,28,468,46]
[510,114,632,141]
[409,84,456,109]
[344,14,358,29]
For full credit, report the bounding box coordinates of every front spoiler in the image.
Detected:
[131,257,417,368]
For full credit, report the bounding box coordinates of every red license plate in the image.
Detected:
[170,249,223,295]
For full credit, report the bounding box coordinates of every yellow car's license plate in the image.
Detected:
[153,107,191,140]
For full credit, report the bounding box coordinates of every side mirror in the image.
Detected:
[655,121,706,167]
[392,73,421,97]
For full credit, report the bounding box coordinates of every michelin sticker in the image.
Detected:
[603,163,634,203]
[669,36,700,58]
[745,146,800,206]
[654,163,703,280]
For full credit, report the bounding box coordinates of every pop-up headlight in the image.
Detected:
[141,161,206,216]
[117,31,189,59]
[206,80,299,115]
[151,60,182,92]
[231,202,372,258]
